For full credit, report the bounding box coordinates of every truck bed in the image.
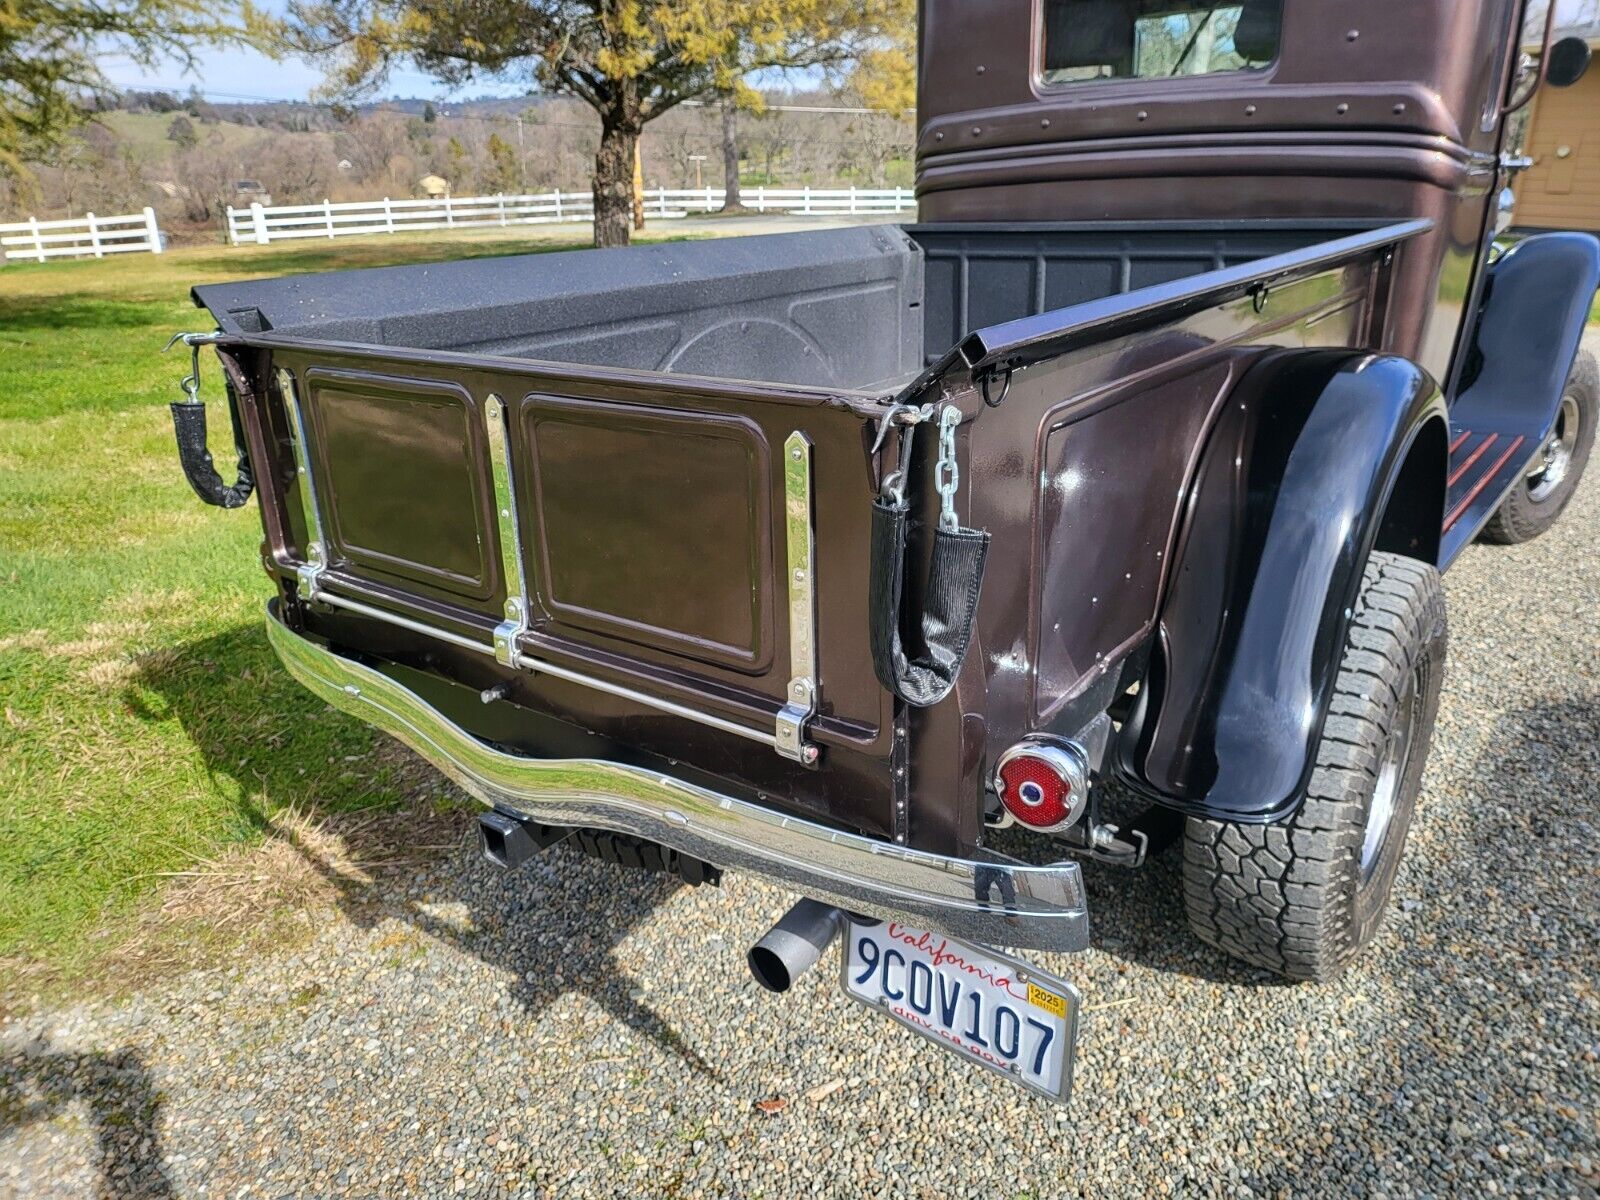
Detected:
[196,218,1428,857]
[194,221,1361,392]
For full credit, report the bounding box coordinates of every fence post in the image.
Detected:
[225,205,238,246]
[498,194,507,226]
[251,202,269,246]
[322,199,333,238]
[28,216,44,263]
[144,207,163,253]
[552,190,562,221]
[658,187,669,218]
[85,212,102,258]
[849,186,857,215]
[445,194,454,227]
[803,186,812,215]
[706,185,714,211]
[383,197,394,233]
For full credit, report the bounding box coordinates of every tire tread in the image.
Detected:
[1181,551,1446,981]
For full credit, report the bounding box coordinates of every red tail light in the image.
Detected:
[994,740,1089,832]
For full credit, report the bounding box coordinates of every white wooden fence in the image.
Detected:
[0,208,164,264]
[226,186,916,246]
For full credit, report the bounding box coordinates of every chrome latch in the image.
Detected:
[777,432,820,765]
[296,540,326,602]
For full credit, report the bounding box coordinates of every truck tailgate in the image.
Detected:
[234,342,898,836]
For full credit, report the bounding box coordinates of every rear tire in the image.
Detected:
[1479,350,1596,544]
[1181,552,1446,982]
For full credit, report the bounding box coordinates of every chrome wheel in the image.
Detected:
[1361,672,1419,881]
[1526,393,1581,504]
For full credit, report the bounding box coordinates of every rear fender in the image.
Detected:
[1117,351,1447,823]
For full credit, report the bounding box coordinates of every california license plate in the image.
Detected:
[841,919,1081,1103]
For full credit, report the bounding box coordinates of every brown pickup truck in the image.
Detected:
[169,0,1598,1102]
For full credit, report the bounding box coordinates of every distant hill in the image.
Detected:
[6,90,913,227]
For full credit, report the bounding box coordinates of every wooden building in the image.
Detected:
[1513,22,1600,232]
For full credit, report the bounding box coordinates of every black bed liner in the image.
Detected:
[193,221,1375,394]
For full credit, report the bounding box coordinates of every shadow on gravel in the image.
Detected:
[0,1042,173,1198]
[1228,694,1600,1195]
[131,628,716,1078]
[1024,779,1298,989]
[1078,850,1296,988]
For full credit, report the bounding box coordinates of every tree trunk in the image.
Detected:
[720,96,743,213]
[593,112,640,249]
[631,138,646,231]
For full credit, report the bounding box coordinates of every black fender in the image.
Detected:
[1117,350,1448,823]
[1452,229,1600,426]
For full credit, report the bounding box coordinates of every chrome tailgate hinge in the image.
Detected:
[484,394,531,667]
[776,432,820,765]
[278,368,328,602]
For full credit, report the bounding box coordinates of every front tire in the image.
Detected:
[1479,350,1596,544]
[1181,552,1447,982]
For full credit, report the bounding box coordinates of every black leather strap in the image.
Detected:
[869,496,990,707]
[170,380,254,509]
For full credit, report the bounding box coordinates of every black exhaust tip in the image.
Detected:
[746,899,845,994]
[478,810,536,870]
[747,944,794,994]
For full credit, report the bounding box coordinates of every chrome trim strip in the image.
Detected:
[483,394,530,667]
[316,588,498,657]
[278,368,328,598]
[775,431,819,764]
[266,605,1090,952]
[312,588,784,748]
[510,647,780,748]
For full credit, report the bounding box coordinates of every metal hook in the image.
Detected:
[879,419,919,506]
[980,366,1013,408]
[164,330,225,406]
[870,400,932,455]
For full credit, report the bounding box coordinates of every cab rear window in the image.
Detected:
[1039,1,1282,85]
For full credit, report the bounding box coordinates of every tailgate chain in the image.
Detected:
[869,403,991,708]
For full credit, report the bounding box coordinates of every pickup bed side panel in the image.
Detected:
[1117,351,1448,823]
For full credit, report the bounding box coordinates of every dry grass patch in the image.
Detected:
[3,789,473,1006]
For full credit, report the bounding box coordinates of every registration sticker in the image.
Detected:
[841,919,1081,1103]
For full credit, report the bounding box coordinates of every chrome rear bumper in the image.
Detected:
[266,606,1090,952]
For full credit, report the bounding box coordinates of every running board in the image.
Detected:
[1438,427,1532,568]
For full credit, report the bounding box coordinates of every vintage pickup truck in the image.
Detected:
[170,0,1598,1102]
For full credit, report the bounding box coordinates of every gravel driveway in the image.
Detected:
[4,336,1598,1200]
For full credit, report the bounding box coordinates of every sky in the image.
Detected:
[95,0,532,103]
[107,0,1600,108]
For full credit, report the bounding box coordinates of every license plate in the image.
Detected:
[841,919,1080,1103]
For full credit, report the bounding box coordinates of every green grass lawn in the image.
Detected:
[0,229,644,995]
